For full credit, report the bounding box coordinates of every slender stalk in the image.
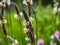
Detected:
[59,12,60,30]
[1,5,7,36]
[8,10,13,37]
[34,14,37,45]
[0,3,9,45]
[26,0,34,44]
[27,0,31,16]
[14,4,23,45]
[31,6,37,45]
[58,12,60,30]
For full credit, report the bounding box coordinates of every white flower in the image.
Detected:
[2,0,6,2]
[19,11,23,16]
[23,0,27,5]
[29,17,34,22]
[27,43,31,45]
[0,19,7,24]
[11,39,19,45]
[0,20,3,24]
[7,0,11,6]
[4,19,7,24]
[54,2,58,7]
[7,35,14,42]
[53,2,60,15]
[24,28,28,33]
[26,21,30,26]
[53,6,58,15]
[0,38,2,43]
[25,37,30,41]
[23,19,26,25]
[34,34,36,39]
[27,0,33,5]
[2,0,11,6]
[7,35,19,45]
[23,0,33,6]
[50,35,54,40]
[58,8,60,12]
[0,2,2,6]
[14,14,19,20]
[30,0,33,5]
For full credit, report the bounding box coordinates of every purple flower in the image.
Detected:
[50,41,56,45]
[37,39,44,45]
[54,30,60,39]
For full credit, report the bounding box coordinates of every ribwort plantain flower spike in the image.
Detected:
[23,0,33,6]
[53,2,58,15]
[0,0,20,45]
[22,9,34,42]
[53,0,60,15]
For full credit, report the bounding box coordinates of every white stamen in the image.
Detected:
[27,0,33,5]
[23,0,33,6]
[0,19,7,25]
[11,39,19,45]
[4,19,7,24]
[19,11,23,16]
[24,28,28,33]
[53,6,58,15]
[14,14,19,20]
[29,17,34,22]
[23,0,27,5]
[0,20,3,24]
[7,35,14,42]
[34,34,36,39]
[53,2,59,15]
[23,19,26,25]
[0,38,2,43]
[0,2,2,6]
[2,0,11,6]
[58,8,60,12]
[7,0,11,5]
[25,37,30,41]
[50,35,54,40]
